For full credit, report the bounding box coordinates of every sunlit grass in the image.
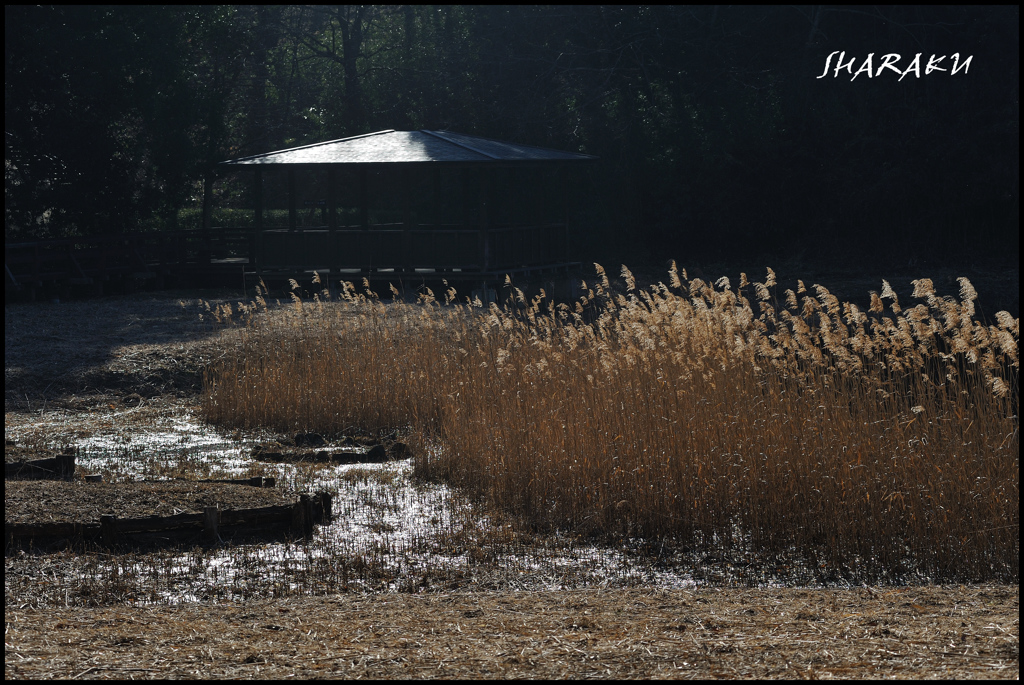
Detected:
[202,265,1019,582]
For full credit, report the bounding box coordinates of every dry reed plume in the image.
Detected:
[202,265,1019,582]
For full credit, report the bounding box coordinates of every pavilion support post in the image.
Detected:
[461,168,479,272]
[401,166,412,271]
[479,168,492,272]
[327,166,338,271]
[359,167,370,272]
[560,167,570,263]
[359,167,369,229]
[253,168,264,277]
[201,172,213,265]
[432,167,441,229]
[288,168,297,232]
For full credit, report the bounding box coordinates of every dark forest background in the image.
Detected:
[5,5,1019,269]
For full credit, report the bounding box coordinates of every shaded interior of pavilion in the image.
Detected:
[213,130,597,283]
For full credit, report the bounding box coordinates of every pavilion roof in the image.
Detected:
[221,130,597,166]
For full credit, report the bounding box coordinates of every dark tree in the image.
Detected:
[5,5,1017,270]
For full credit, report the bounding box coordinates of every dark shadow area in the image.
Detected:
[4,288,249,410]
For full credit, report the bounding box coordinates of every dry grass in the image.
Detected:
[4,282,1020,680]
[5,585,1018,679]
[202,266,1019,584]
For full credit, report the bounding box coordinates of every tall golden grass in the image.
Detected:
[202,265,1019,581]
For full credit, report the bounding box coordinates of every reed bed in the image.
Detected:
[202,266,1019,582]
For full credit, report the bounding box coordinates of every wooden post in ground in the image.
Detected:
[204,506,220,542]
[303,494,314,538]
[100,515,118,546]
[313,491,333,524]
[292,494,314,539]
[55,452,75,479]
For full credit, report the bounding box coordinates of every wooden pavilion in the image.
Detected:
[219,130,596,282]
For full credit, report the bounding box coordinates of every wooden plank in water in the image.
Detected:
[5,492,332,548]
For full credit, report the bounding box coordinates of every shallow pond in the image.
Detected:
[7,408,828,605]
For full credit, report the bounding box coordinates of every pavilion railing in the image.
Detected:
[252,223,568,274]
[5,223,571,292]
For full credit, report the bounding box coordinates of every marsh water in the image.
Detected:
[8,407,740,605]
[6,402,848,606]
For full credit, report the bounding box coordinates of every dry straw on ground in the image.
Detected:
[203,265,1019,583]
[5,586,1018,679]
[5,273,1019,680]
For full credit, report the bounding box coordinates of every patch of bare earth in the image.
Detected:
[5,586,1018,679]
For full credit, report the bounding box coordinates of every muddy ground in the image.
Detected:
[5,286,1019,679]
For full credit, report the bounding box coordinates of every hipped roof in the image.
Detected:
[221,129,597,166]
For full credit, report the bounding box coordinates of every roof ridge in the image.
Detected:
[420,130,500,160]
[424,129,597,160]
[222,130,395,164]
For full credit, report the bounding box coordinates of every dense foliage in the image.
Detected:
[5,6,1019,266]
